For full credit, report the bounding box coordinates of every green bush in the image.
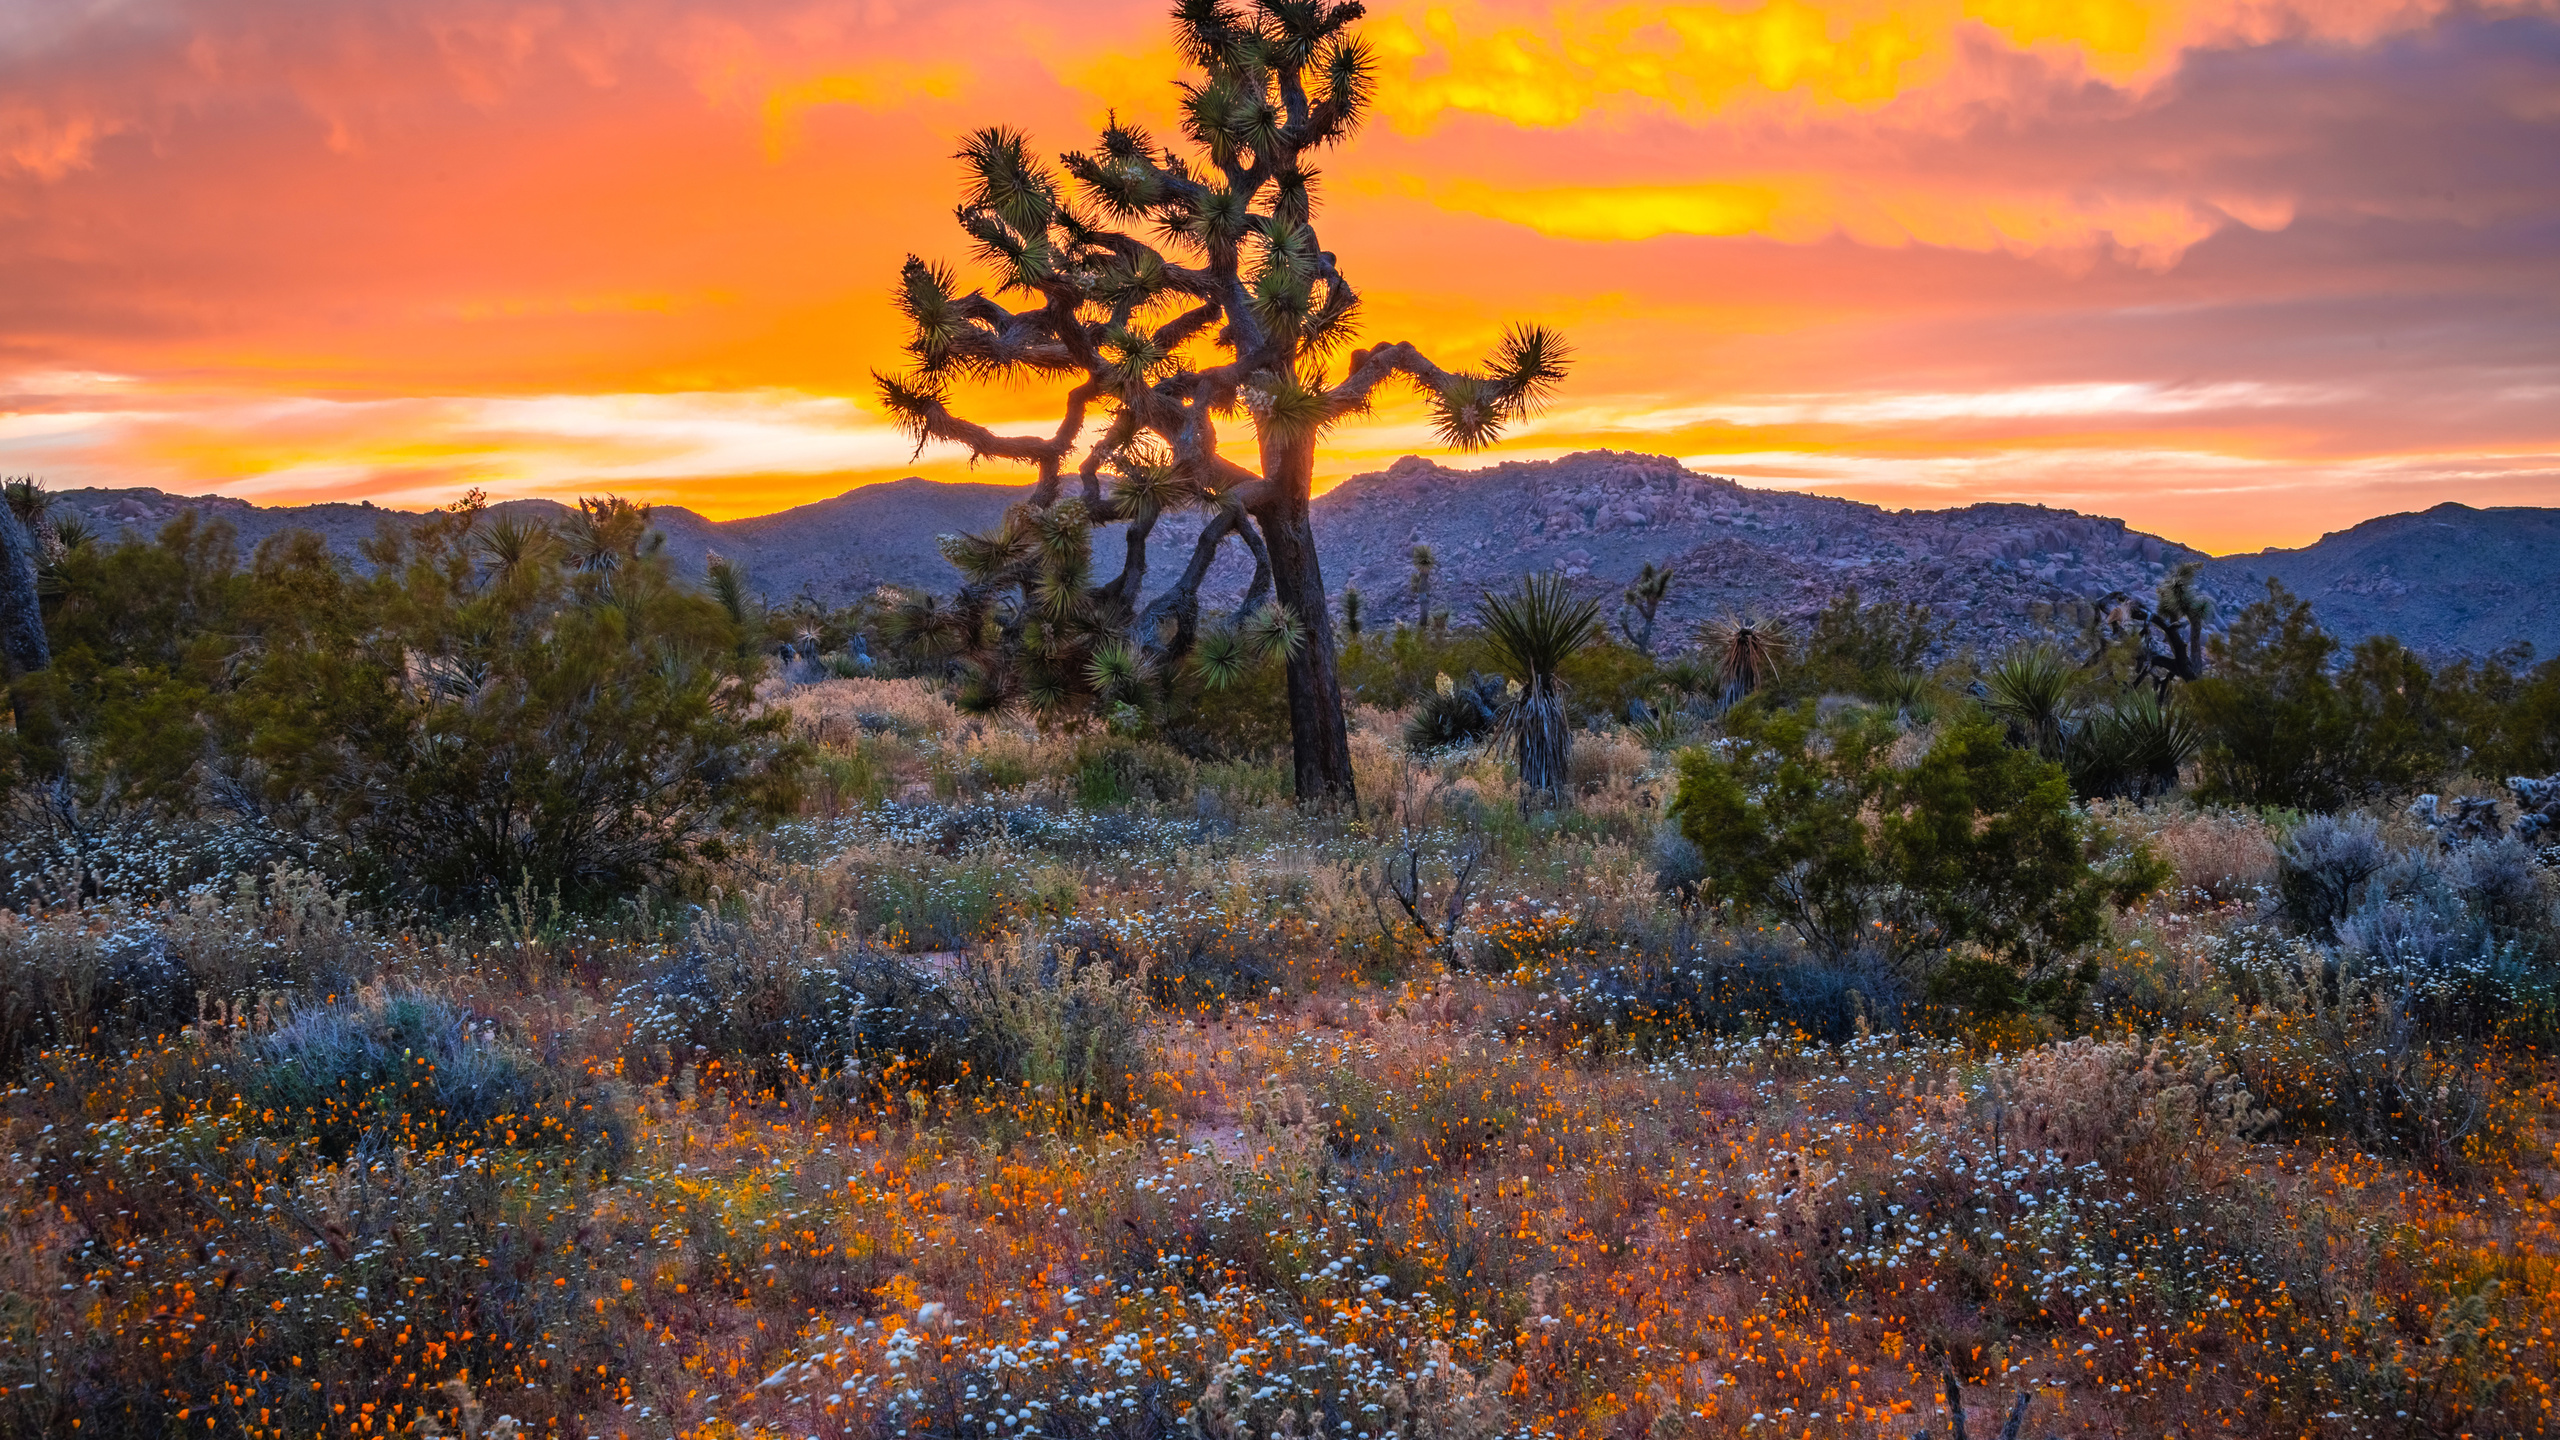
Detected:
[2187,582,2458,811]
[23,499,802,911]
[1669,704,2164,985]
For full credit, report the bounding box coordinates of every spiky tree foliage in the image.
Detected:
[873,0,1569,802]
[1616,560,1674,655]
[1340,585,1363,639]
[1479,572,1602,805]
[1407,543,1438,626]
[1699,611,1790,708]
[2093,560,2214,689]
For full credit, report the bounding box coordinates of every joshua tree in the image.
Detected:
[1617,560,1674,654]
[1480,572,1602,806]
[2094,560,2213,689]
[1407,543,1438,628]
[1341,585,1363,639]
[872,0,1570,804]
[1,479,55,743]
[1699,611,1789,708]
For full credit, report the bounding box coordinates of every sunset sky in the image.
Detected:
[4,0,2557,554]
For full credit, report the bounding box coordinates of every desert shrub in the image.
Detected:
[1670,706,2162,969]
[241,991,627,1163]
[2273,811,2388,937]
[2107,803,2280,904]
[328,507,800,910]
[626,902,1147,1126]
[949,945,1152,1129]
[2327,843,2560,1043]
[0,906,194,1077]
[26,499,801,912]
[0,870,381,1077]
[1049,911,1279,1015]
[1071,736,1194,808]
[1526,928,1904,1056]
[2211,940,2512,1173]
[1753,587,1946,706]
[628,943,976,1099]
[2442,836,2554,942]
[1648,821,1706,905]
[1979,1036,2269,1184]
[2187,584,2458,811]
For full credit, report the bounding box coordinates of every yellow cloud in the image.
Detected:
[1370,1,1932,129]
[1423,173,2230,264]
[1427,177,1798,240]
[1358,0,2560,131]
[760,63,967,160]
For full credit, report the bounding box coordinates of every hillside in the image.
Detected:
[2201,502,2560,657]
[50,456,2558,656]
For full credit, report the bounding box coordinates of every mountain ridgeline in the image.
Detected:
[51,452,2560,657]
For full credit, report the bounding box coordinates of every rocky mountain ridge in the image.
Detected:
[48,452,2557,658]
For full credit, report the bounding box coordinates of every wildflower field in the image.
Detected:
[4,678,2556,1440]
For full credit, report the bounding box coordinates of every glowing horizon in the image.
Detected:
[5,0,2557,557]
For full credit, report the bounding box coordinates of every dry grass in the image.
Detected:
[2096,801,2281,903]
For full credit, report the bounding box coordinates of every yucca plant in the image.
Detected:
[1404,670,1506,751]
[475,512,557,583]
[1984,644,2078,761]
[871,0,1570,801]
[1699,611,1790,709]
[1480,572,1603,805]
[2066,687,2200,799]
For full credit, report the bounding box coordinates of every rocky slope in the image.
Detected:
[50,454,2557,657]
[2201,503,2560,658]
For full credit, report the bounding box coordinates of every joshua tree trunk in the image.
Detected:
[0,506,43,680]
[1255,432,1356,805]
[0,500,54,751]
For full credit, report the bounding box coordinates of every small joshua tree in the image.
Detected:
[1617,560,1674,654]
[1407,543,1439,628]
[2094,560,2213,689]
[1480,572,1602,807]
[873,0,1569,803]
